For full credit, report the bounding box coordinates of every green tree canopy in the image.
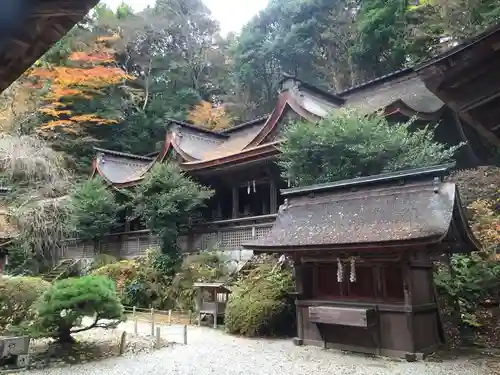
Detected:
[69,178,120,241]
[132,163,214,257]
[33,275,124,343]
[279,111,463,186]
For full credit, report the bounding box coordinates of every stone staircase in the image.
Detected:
[42,259,80,283]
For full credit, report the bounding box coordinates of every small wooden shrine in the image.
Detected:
[193,282,231,328]
[244,164,480,360]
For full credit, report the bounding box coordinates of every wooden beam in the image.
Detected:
[440,52,500,91]
[420,81,500,147]
[460,110,500,146]
[29,0,98,18]
[460,90,500,112]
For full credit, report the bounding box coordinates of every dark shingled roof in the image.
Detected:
[341,73,444,115]
[244,164,480,252]
[92,70,447,183]
[94,150,153,185]
[0,0,99,93]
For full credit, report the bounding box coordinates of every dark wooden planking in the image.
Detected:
[416,23,500,146]
[308,306,377,327]
[0,0,99,93]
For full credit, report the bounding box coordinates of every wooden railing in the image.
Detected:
[60,230,159,260]
[60,214,277,260]
[188,214,276,253]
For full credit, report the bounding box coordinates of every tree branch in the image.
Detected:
[70,314,100,334]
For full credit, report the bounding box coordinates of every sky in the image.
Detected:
[102,0,268,35]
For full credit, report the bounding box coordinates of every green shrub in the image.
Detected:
[92,259,139,293]
[144,247,180,279]
[0,276,50,333]
[279,111,462,187]
[91,250,231,311]
[170,252,231,311]
[225,257,295,337]
[32,275,124,343]
[434,253,500,326]
[91,251,174,309]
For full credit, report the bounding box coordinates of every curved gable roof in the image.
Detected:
[92,148,155,186]
[340,71,444,118]
[91,69,448,183]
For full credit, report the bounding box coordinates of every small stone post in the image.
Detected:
[150,307,155,336]
[155,327,161,348]
[119,331,127,355]
[168,310,172,325]
[134,317,138,336]
[183,325,187,345]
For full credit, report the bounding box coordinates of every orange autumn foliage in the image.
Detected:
[69,51,115,63]
[188,100,232,130]
[469,198,500,253]
[29,36,134,133]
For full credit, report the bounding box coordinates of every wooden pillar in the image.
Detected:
[195,287,202,326]
[402,258,416,355]
[232,186,239,219]
[270,179,277,214]
[213,288,218,329]
[293,257,304,345]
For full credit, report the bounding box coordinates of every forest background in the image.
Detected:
[1,0,499,177]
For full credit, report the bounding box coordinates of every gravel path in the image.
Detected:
[26,320,493,375]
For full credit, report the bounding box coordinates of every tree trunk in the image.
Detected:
[57,328,75,344]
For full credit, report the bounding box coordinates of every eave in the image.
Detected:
[181,141,281,172]
[416,22,500,146]
[0,0,100,93]
[243,164,481,255]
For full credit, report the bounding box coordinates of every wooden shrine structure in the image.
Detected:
[244,164,480,360]
[416,22,500,148]
[193,282,231,328]
[80,65,484,260]
[0,0,99,92]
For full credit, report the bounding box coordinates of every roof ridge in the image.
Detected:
[337,67,415,96]
[282,163,455,198]
[220,115,270,133]
[279,73,345,105]
[167,118,228,138]
[94,147,154,161]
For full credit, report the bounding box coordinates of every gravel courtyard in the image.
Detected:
[25,320,494,375]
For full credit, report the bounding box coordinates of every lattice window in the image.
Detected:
[198,232,217,251]
[149,235,159,248]
[139,235,154,253]
[123,236,140,257]
[61,240,79,259]
[219,228,253,250]
[255,226,272,239]
[82,242,95,258]
[99,239,110,254]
